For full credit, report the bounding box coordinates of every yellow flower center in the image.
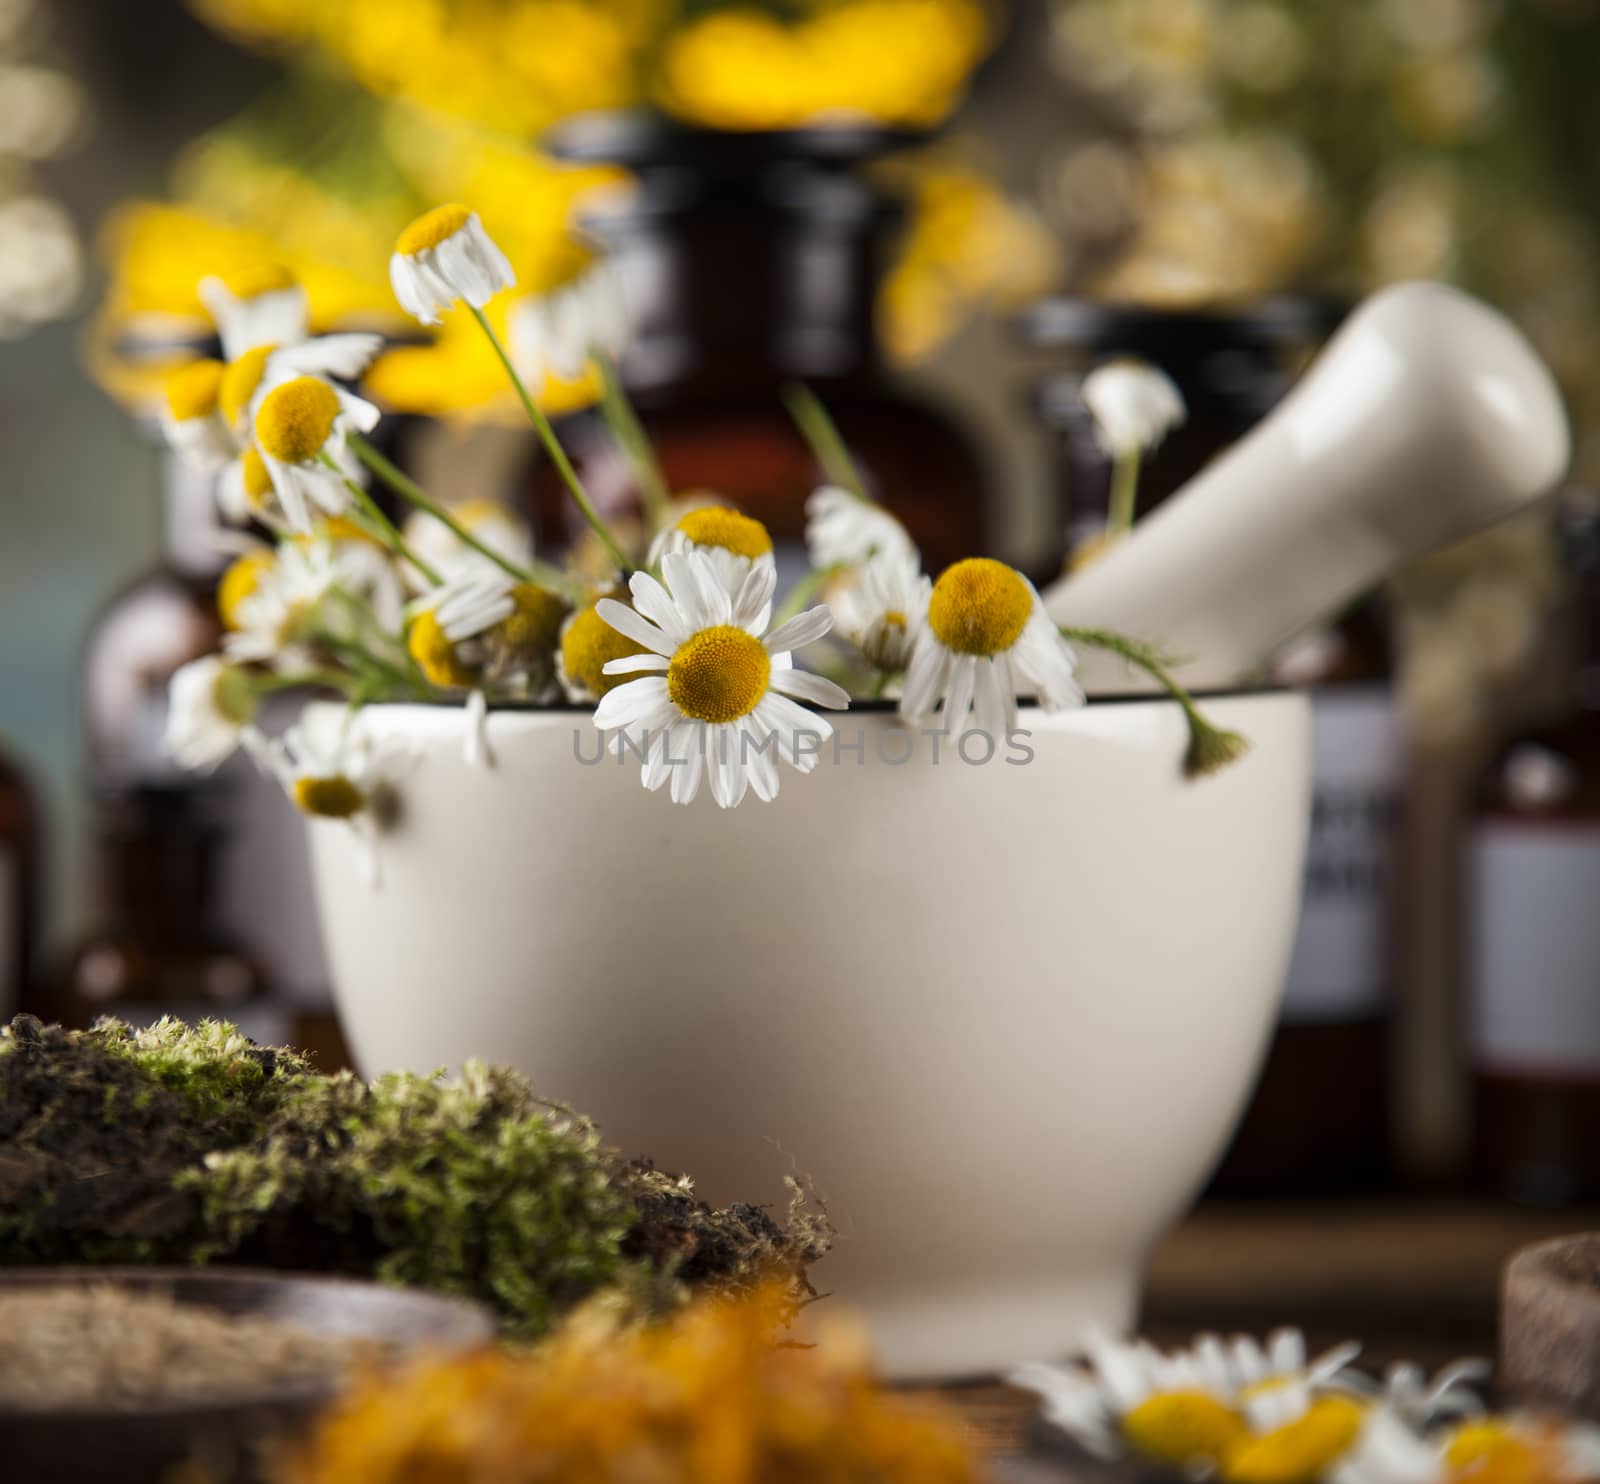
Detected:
[408,609,479,690]
[217,550,274,630]
[927,558,1033,656]
[397,204,473,257]
[676,507,774,560]
[240,446,275,508]
[1223,1397,1368,1484]
[1122,1391,1249,1468]
[292,774,366,820]
[1445,1422,1567,1484]
[561,595,647,698]
[256,377,341,465]
[216,263,296,299]
[164,358,225,422]
[219,345,277,430]
[668,624,771,724]
[882,610,907,629]
[495,584,570,656]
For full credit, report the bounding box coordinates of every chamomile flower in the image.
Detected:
[1338,1413,1600,1484]
[160,358,233,470]
[223,539,343,667]
[214,333,384,444]
[248,717,412,887]
[252,374,381,534]
[559,587,649,701]
[509,248,628,382]
[900,557,1083,738]
[164,656,259,771]
[647,506,776,596]
[217,543,278,631]
[1439,1419,1600,1484]
[1012,1330,1244,1466]
[407,568,568,699]
[592,550,849,807]
[1080,357,1187,459]
[400,498,534,591]
[198,264,309,360]
[1194,1330,1366,1434]
[1015,1329,1374,1483]
[804,484,917,570]
[832,550,930,675]
[390,204,516,327]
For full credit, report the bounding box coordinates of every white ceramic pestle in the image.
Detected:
[1042,281,1572,693]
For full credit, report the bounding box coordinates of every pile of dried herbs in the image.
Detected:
[0,1016,830,1338]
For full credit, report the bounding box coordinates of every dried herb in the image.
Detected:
[0,1285,384,1411]
[281,1283,982,1484]
[0,1017,829,1338]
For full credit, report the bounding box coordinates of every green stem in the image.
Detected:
[347,435,570,595]
[1106,451,1142,539]
[1060,625,1250,779]
[773,562,845,627]
[252,668,360,696]
[597,355,671,528]
[467,304,631,574]
[782,381,869,500]
[319,454,444,586]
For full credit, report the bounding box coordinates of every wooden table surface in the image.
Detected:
[915,1197,1600,1469]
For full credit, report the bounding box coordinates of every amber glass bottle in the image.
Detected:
[1469,500,1600,1204]
[533,114,989,586]
[1023,297,1398,1195]
[52,443,278,1036]
[0,739,39,1019]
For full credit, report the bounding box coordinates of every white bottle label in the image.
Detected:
[1280,685,1400,1023]
[1470,823,1600,1075]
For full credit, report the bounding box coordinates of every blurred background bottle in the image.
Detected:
[1021,299,1340,573]
[45,433,343,1056]
[1023,296,1399,1195]
[532,115,991,587]
[0,738,40,1020]
[1467,495,1600,1205]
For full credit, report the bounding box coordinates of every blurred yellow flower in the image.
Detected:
[281,1283,981,1484]
[880,158,1062,362]
[656,0,992,130]
[365,297,599,423]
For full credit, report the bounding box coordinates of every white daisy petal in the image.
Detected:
[972,655,1014,743]
[593,675,671,731]
[629,571,694,646]
[603,653,670,676]
[769,667,851,710]
[764,605,834,655]
[942,654,977,730]
[734,561,778,632]
[597,597,674,656]
[1080,357,1186,460]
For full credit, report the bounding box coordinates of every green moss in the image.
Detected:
[0,1016,829,1339]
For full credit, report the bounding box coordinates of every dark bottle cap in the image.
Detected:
[544,109,930,175]
[1015,294,1349,357]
